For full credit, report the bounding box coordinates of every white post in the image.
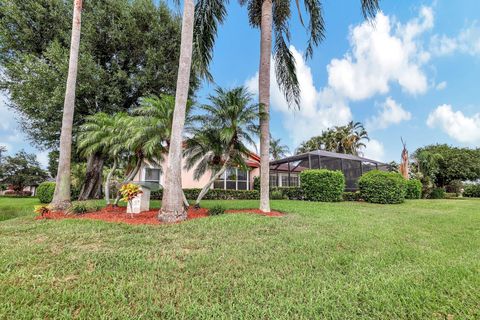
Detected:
[127,187,151,214]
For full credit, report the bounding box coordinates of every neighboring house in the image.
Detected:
[134,149,387,191]
[134,153,260,191]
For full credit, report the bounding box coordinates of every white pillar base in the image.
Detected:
[127,187,151,214]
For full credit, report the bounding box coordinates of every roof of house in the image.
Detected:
[269,149,386,166]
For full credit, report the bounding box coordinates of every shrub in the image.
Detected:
[37,182,56,203]
[464,184,480,198]
[271,187,304,200]
[151,188,259,201]
[358,170,406,204]
[299,169,345,202]
[405,179,422,199]
[67,201,103,215]
[1,190,32,197]
[34,204,51,217]
[253,176,260,191]
[430,188,445,199]
[208,205,226,216]
[270,190,284,200]
[343,191,361,202]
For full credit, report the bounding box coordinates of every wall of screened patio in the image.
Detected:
[269,150,389,191]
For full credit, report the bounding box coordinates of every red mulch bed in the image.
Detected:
[36,206,283,225]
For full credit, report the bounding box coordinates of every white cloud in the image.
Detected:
[427,104,480,145]
[435,81,447,91]
[361,139,385,162]
[366,97,412,131]
[245,47,352,145]
[245,7,433,148]
[327,8,432,100]
[430,22,480,56]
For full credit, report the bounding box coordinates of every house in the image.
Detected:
[133,152,260,191]
[134,149,387,191]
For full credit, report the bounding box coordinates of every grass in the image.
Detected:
[0,198,479,319]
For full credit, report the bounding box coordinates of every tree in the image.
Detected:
[270,136,289,160]
[184,87,259,207]
[413,144,480,187]
[50,0,82,210]
[296,121,370,155]
[0,150,48,192]
[78,112,128,205]
[159,0,228,222]
[240,0,380,212]
[0,0,197,200]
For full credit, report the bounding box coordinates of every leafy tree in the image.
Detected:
[270,136,289,160]
[239,0,380,212]
[0,0,198,199]
[296,121,370,155]
[0,150,48,192]
[184,87,259,207]
[413,144,480,187]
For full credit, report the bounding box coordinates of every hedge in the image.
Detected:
[358,170,406,204]
[271,187,304,200]
[405,179,422,199]
[299,169,345,202]
[464,184,480,198]
[37,182,56,203]
[0,191,32,197]
[152,188,259,200]
[343,191,361,201]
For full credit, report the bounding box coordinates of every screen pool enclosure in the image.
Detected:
[269,150,389,191]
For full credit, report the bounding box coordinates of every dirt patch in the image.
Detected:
[36,206,284,225]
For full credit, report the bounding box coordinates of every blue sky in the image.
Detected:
[1,0,480,166]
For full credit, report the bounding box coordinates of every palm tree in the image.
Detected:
[270,136,289,160]
[160,0,228,222]
[50,0,83,210]
[338,121,370,155]
[240,0,380,212]
[77,112,128,205]
[296,121,370,155]
[184,87,259,207]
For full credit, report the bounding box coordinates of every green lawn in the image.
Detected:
[0,198,479,319]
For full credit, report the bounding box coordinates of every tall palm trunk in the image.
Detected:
[51,0,82,210]
[159,0,195,222]
[258,0,273,213]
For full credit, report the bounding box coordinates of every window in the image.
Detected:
[214,167,250,190]
[145,168,161,182]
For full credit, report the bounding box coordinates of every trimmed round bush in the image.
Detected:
[358,170,406,204]
[37,182,56,203]
[300,169,345,202]
[405,179,422,199]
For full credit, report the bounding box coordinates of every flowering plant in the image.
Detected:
[34,204,51,217]
[119,183,143,217]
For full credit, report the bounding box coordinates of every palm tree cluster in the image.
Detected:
[296,121,370,156]
[77,95,178,205]
[184,87,259,207]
